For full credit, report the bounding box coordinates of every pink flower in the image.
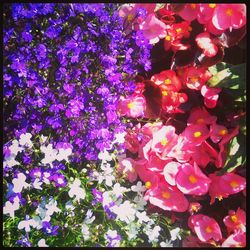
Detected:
[117,95,146,118]
[139,13,167,44]
[195,32,218,57]
[187,107,217,126]
[175,162,211,195]
[163,161,182,186]
[201,85,222,109]
[182,124,210,146]
[197,4,217,24]
[221,231,246,247]
[147,152,171,173]
[124,130,140,154]
[210,123,229,143]
[223,208,246,233]
[148,180,189,212]
[178,4,199,21]
[188,214,222,242]
[117,157,138,183]
[208,172,246,204]
[212,4,246,31]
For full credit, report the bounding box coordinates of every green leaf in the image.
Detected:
[208,62,233,75]
[208,63,246,89]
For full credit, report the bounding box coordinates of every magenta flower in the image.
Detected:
[175,162,211,195]
[223,208,246,233]
[188,214,222,242]
[117,94,146,118]
[212,4,246,31]
[139,13,167,44]
[201,85,221,109]
[147,152,171,173]
[210,123,229,143]
[197,4,217,24]
[208,172,246,204]
[178,4,199,21]
[148,180,189,212]
[221,231,246,247]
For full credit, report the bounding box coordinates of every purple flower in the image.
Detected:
[92,188,103,205]
[42,221,59,235]
[52,173,67,187]
[30,167,43,180]
[16,235,32,247]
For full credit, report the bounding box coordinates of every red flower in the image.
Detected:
[188,214,222,242]
[201,85,221,109]
[175,162,211,195]
[187,107,217,126]
[223,208,246,233]
[210,123,229,143]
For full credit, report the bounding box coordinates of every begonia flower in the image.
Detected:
[187,107,217,126]
[188,202,202,215]
[175,162,211,195]
[210,123,230,143]
[163,161,182,186]
[195,32,218,57]
[178,4,199,21]
[197,4,217,24]
[221,231,246,247]
[201,85,222,108]
[147,152,171,172]
[188,214,222,242]
[117,157,138,183]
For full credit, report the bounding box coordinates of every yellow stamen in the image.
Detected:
[193,131,202,138]
[162,191,171,199]
[230,181,238,188]
[217,195,223,201]
[191,205,198,212]
[226,9,233,16]
[127,102,135,109]
[165,78,172,84]
[145,181,152,189]
[209,4,216,8]
[197,118,204,124]
[190,4,196,9]
[165,35,171,41]
[162,91,168,96]
[176,28,182,33]
[190,76,199,83]
[189,175,198,184]
[219,129,228,136]
[231,215,238,223]
[161,138,168,146]
[188,26,192,31]
[127,14,134,21]
[205,226,212,233]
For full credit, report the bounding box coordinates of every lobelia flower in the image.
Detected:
[175,162,211,195]
[42,221,59,235]
[105,230,121,247]
[221,231,246,247]
[208,172,246,204]
[3,196,20,218]
[37,239,48,247]
[117,94,146,118]
[68,178,86,202]
[223,207,246,233]
[201,85,222,109]
[188,214,222,242]
[148,179,189,212]
[18,216,37,232]
[139,13,167,44]
[212,4,246,31]
[19,132,33,148]
[12,172,30,193]
[117,157,138,183]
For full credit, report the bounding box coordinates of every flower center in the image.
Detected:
[190,4,196,9]
[190,76,199,83]
[205,226,212,233]
[162,191,171,199]
[188,26,192,31]
[193,131,202,138]
[189,175,198,184]
[217,195,223,201]
[145,181,152,189]
[127,102,135,109]
[165,78,172,84]
[230,181,238,188]
[162,90,168,96]
[127,14,134,22]
[161,138,168,146]
[197,118,204,124]
[209,4,216,8]
[219,129,228,136]
[176,28,182,33]
[165,35,171,41]
[226,8,233,16]
[231,215,238,223]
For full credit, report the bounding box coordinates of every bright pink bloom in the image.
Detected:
[188,202,202,215]
[140,121,163,138]
[178,4,199,21]
[212,4,246,31]
[187,107,217,126]
[117,157,138,183]
[182,124,210,146]
[175,162,211,195]
[163,161,182,186]
[148,180,189,212]
[223,208,246,233]
[150,125,178,158]
[201,85,222,109]
[188,214,222,242]
[197,4,217,24]
[210,123,229,143]
[124,127,141,154]
[139,13,167,44]
[147,152,171,173]
[195,32,218,57]
[208,172,246,204]
[221,231,246,247]
[117,95,146,118]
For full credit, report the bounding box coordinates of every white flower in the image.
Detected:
[68,179,86,202]
[160,240,173,247]
[40,144,58,165]
[65,201,75,211]
[18,218,36,232]
[56,148,72,162]
[81,224,90,241]
[3,158,20,168]
[98,150,112,162]
[113,132,126,144]
[145,225,161,243]
[40,135,48,144]
[112,183,129,198]
[9,140,23,155]
[112,201,136,224]
[19,133,33,148]
[105,230,121,247]
[133,195,147,211]
[84,209,95,224]
[125,222,139,240]
[131,181,146,193]
[38,239,48,247]
[12,173,30,193]
[32,216,43,229]
[170,227,181,241]
[33,178,43,190]
[3,198,20,218]
[136,211,150,224]
[45,199,61,216]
